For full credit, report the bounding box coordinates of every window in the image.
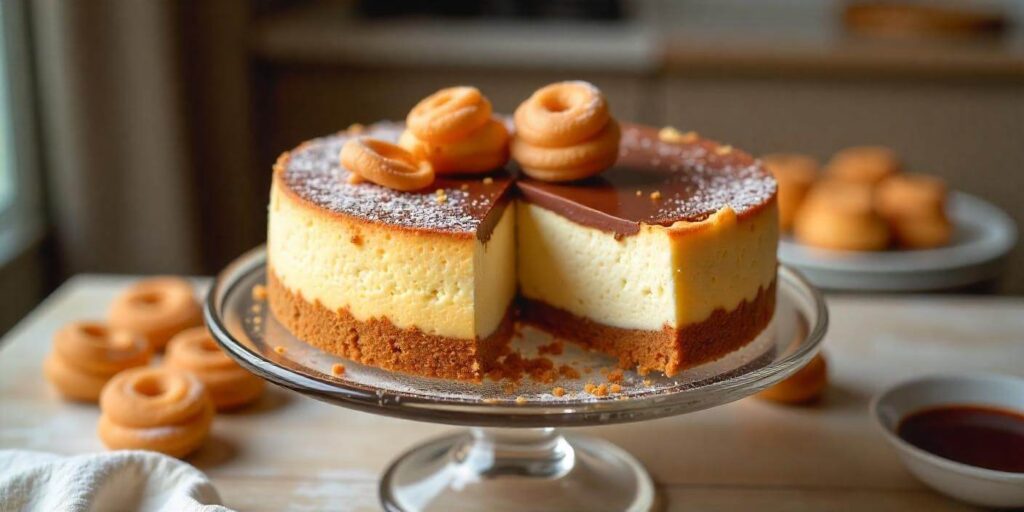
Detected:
[0,0,42,267]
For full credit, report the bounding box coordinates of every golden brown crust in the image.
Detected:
[267,270,513,381]
[519,281,776,376]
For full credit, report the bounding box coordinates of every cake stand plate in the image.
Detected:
[205,248,828,512]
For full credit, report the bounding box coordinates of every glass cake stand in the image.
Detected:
[205,247,828,512]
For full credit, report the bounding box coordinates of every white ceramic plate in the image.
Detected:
[779,192,1017,292]
[871,373,1024,508]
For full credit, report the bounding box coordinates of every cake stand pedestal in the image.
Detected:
[205,248,827,512]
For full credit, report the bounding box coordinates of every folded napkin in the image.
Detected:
[0,450,233,512]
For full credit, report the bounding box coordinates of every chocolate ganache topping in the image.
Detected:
[277,122,514,242]
[277,122,776,241]
[516,123,777,237]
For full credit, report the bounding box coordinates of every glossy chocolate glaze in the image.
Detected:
[516,124,777,237]
[278,122,775,242]
[278,122,514,242]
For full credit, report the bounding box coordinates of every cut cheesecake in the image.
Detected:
[517,125,778,376]
[267,123,778,380]
[268,124,517,380]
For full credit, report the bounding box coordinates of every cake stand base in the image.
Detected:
[380,427,655,512]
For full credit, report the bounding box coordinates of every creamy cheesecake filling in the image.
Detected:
[268,182,515,340]
[517,200,777,331]
[517,202,676,331]
[670,201,778,325]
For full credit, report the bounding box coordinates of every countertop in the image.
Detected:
[2,275,1023,511]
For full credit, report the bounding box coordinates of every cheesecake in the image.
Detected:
[267,123,778,380]
[517,125,777,375]
[267,124,517,381]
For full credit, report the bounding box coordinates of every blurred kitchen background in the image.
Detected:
[0,0,1022,332]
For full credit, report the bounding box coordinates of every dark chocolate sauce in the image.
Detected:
[897,404,1024,473]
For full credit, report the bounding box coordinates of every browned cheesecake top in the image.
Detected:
[277,122,775,241]
[516,124,777,237]
[276,123,515,241]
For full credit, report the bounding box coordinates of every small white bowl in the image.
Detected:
[871,373,1024,508]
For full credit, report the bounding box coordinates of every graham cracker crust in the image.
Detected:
[267,270,513,381]
[519,281,776,376]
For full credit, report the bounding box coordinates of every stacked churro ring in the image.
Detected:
[825,145,901,185]
[108,277,202,351]
[98,366,214,458]
[398,86,509,175]
[875,173,952,249]
[794,181,891,251]
[165,327,265,410]
[511,81,620,182]
[43,321,152,402]
[762,153,819,231]
[341,137,434,191]
[756,353,829,404]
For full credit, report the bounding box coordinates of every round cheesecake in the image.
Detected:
[267,122,778,381]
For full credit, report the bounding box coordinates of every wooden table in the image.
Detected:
[2,276,1022,511]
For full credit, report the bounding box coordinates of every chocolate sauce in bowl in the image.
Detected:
[897,404,1024,473]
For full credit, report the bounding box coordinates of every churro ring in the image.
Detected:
[165,327,265,410]
[875,173,948,221]
[793,181,890,251]
[399,118,509,174]
[108,277,202,351]
[762,153,819,231]
[43,321,152,402]
[512,119,621,182]
[890,216,953,250]
[513,81,610,147]
[98,367,214,458]
[340,137,435,191]
[825,145,901,185]
[406,86,492,144]
[756,353,828,404]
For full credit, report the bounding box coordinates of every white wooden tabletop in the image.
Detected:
[2,275,1023,511]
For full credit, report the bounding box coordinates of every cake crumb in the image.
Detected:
[331,363,346,376]
[650,190,662,200]
[552,387,566,397]
[434,189,448,204]
[715,145,733,155]
[515,395,527,405]
[350,233,363,246]
[482,398,499,404]
[502,381,518,395]
[251,284,268,301]
[643,378,653,387]
[658,126,698,144]
[250,304,261,313]
[274,346,286,355]
[482,177,494,185]
[635,190,642,197]
[607,368,624,383]
[460,183,470,191]
[347,123,365,134]
[537,340,564,356]
[610,383,622,394]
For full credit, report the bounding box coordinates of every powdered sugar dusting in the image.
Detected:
[618,125,777,224]
[281,122,512,235]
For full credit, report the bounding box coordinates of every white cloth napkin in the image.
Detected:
[0,450,233,512]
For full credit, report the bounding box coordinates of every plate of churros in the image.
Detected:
[765,147,1017,292]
